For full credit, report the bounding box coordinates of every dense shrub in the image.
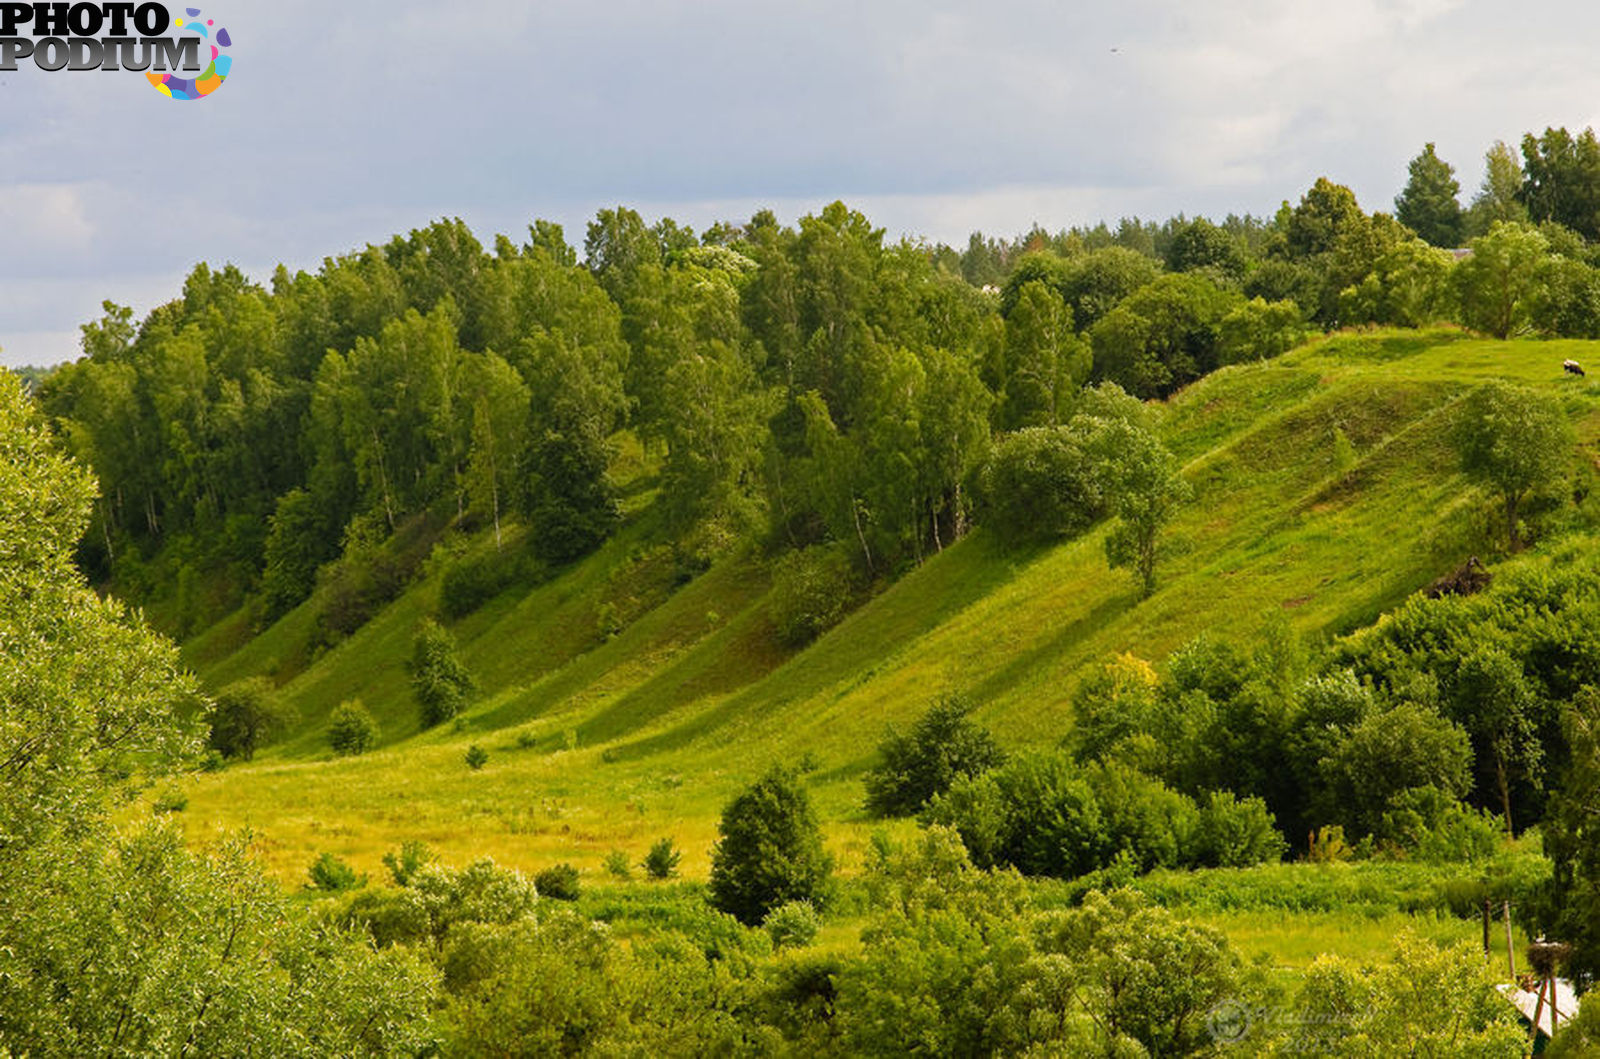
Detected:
[864,693,1006,817]
[973,427,1104,546]
[308,852,366,893]
[439,550,534,620]
[327,699,379,756]
[709,767,834,925]
[464,745,489,770]
[767,545,856,647]
[383,841,437,887]
[535,863,582,901]
[763,901,821,951]
[410,619,476,727]
[1192,790,1288,868]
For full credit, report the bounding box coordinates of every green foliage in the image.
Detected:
[643,837,682,880]
[150,785,189,814]
[327,699,379,756]
[410,618,476,727]
[208,676,298,761]
[1218,296,1311,364]
[1193,790,1289,868]
[1452,380,1573,548]
[1090,272,1241,398]
[1539,687,1600,986]
[534,862,582,901]
[1454,221,1553,338]
[438,548,529,619]
[974,426,1105,546]
[1319,702,1474,836]
[340,857,538,949]
[1099,419,1192,598]
[864,693,1006,817]
[709,767,834,925]
[1283,933,1525,1056]
[464,744,489,771]
[1395,142,1465,248]
[307,851,366,893]
[383,840,437,887]
[603,849,632,880]
[767,545,857,647]
[763,900,821,951]
[1520,125,1600,241]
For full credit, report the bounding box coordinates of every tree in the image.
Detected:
[1469,140,1530,234]
[410,619,476,727]
[1217,296,1310,363]
[1520,126,1600,241]
[1165,217,1248,278]
[1098,421,1192,598]
[864,694,1007,817]
[0,371,437,1055]
[708,767,833,925]
[1447,646,1544,832]
[1451,381,1573,548]
[998,280,1087,428]
[1453,222,1553,338]
[1319,702,1473,837]
[974,426,1104,546]
[1539,687,1600,989]
[327,700,379,756]
[1395,143,1465,248]
[208,677,299,761]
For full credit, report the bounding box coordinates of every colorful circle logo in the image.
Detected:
[147,8,231,101]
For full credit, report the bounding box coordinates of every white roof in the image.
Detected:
[1496,979,1582,1040]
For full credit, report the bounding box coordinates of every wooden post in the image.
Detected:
[1503,901,1516,979]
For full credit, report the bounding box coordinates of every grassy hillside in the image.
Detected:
[174,330,1600,889]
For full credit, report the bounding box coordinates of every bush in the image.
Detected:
[198,750,226,773]
[709,767,834,925]
[208,677,298,761]
[864,693,1006,817]
[440,551,531,620]
[767,546,856,647]
[535,863,582,901]
[642,838,681,880]
[1192,790,1287,868]
[383,841,437,887]
[763,900,821,951]
[974,426,1104,546]
[1375,786,1504,862]
[327,699,379,756]
[603,850,632,880]
[307,852,365,893]
[464,745,489,770]
[411,619,476,727]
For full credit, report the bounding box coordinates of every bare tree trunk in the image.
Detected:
[1495,747,1514,835]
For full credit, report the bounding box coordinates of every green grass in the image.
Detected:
[173,330,1600,973]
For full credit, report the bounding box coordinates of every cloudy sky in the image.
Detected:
[3,0,1600,366]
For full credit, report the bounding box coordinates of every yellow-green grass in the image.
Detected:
[174,331,1600,915]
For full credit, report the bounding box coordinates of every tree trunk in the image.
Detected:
[1495,746,1514,835]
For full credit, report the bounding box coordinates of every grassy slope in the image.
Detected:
[176,331,1600,916]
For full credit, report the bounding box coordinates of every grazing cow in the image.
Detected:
[1564,359,1586,376]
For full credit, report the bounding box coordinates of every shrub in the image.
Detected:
[383,841,437,887]
[198,750,226,773]
[642,838,681,880]
[535,863,581,901]
[603,850,632,880]
[1375,786,1503,862]
[864,693,1006,818]
[974,426,1104,546]
[208,677,298,761]
[464,745,489,771]
[709,767,834,925]
[763,900,821,951]
[307,852,365,893]
[411,619,475,727]
[767,546,856,647]
[1192,790,1287,868]
[327,699,379,756]
[439,551,528,620]
[925,752,1110,879]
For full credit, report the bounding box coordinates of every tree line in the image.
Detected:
[27,124,1600,647]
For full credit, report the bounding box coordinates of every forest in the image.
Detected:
[6,128,1600,1055]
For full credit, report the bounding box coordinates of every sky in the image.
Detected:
[4,0,1600,366]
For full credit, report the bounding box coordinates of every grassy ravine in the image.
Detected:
[171,329,1600,962]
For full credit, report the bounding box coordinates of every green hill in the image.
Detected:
[176,330,1600,882]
